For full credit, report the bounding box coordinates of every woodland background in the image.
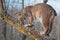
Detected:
[0,0,60,40]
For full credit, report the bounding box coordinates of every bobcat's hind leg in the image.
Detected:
[46,15,55,36]
[40,18,50,36]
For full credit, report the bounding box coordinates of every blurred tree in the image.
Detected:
[0,0,7,40]
[22,0,24,9]
[21,0,27,40]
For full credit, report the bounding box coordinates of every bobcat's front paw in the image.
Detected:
[23,24,32,27]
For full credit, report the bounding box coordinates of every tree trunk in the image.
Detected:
[0,0,7,40]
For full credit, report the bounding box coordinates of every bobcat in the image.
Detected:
[17,3,57,36]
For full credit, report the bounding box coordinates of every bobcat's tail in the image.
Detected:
[43,0,48,3]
